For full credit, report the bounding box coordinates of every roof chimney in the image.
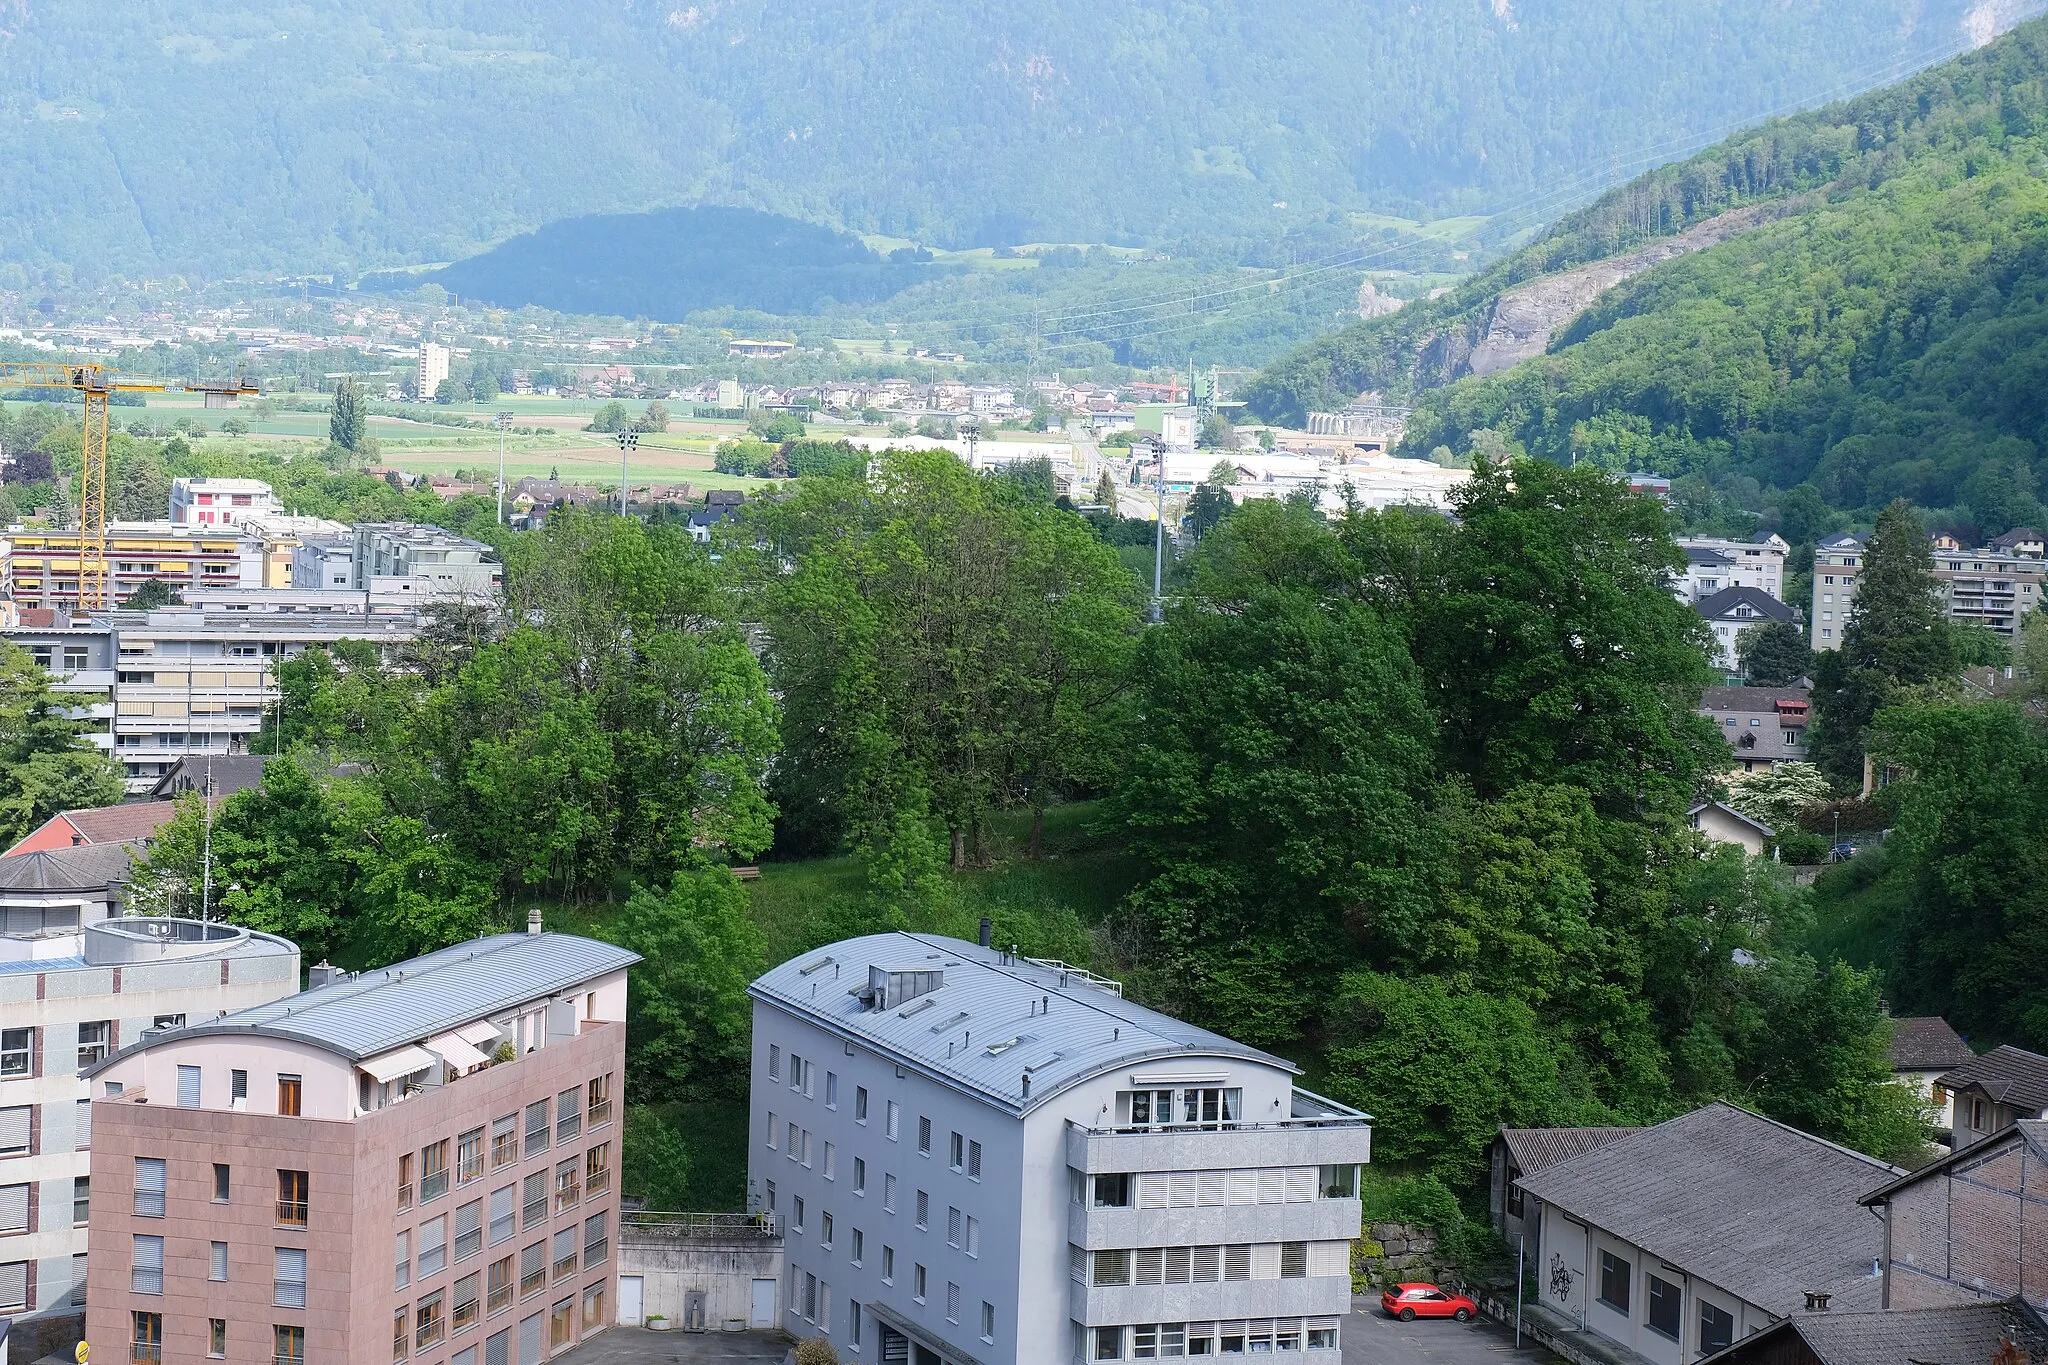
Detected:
[978,916,992,949]
[1803,1291,1831,1313]
[526,906,542,937]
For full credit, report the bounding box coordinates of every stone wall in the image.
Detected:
[1352,1222,1443,1291]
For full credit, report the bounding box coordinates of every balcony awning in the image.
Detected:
[359,1045,436,1084]
[427,1032,490,1071]
[454,1019,501,1048]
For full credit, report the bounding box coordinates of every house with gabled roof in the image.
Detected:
[1937,1044,2048,1149]
[1700,1297,2048,1365]
[1880,1016,1974,1141]
[1489,1125,1639,1258]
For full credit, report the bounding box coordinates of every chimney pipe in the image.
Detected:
[978,916,992,949]
[526,906,542,937]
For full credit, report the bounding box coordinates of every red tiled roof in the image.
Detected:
[60,802,181,845]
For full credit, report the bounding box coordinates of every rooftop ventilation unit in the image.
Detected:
[859,965,944,1011]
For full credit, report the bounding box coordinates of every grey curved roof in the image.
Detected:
[748,932,1295,1116]
[84,931,639,1072]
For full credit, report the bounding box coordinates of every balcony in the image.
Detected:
[1065,1097,1372,1175]
[1071,1197,1362,1251]
[1071,1274,1351,1326]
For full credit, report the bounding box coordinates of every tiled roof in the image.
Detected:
[750,932,1304,1115]
[1936,1044,2048,1111]
[0,842,139,890]
[1695,586,1797,624]
[1883,1016,1975,1073]
[1514,1101,1899,1316]
[1498,1126,1639,1177]
[1700,685,1809,712]
[61,802,183,845]
[85,932,639,1067]
[1717,1299,2048,1365]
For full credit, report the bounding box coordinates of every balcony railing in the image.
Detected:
[277,1199,309,1227]
[129,1345,161,1364]
[621,1210,781,1239]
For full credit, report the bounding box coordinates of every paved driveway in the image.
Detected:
[1343,1294,1563,1365]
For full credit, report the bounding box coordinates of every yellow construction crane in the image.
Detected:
[0,363,259,607]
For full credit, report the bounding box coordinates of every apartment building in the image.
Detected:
[419,343,452,400]
[352,524,503,600]
[1814,530,2046,648]
[1810,532,1864,650]
[1674,536,1788,604]
[0,916,299,1343]
[168,478,283,529]
[237,515,352,589]
[748,930,1372,1365]
[83,927,637,1365]
[3,524,259,609]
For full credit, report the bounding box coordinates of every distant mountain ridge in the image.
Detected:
[1241,15,2048,531]
[0,0,2042,277]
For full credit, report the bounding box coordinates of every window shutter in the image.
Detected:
[1224,1245,1251,1280]
[1256,1169,1285,1203]
[1136,1172,1168,1208]
[1285,1168,1316,1202]
[0,1107,29,1154]
[489,1185,515,1245]
[1069,1244,1086,1281]
[0,1184,26,1232]
[1197,1170,1227,1206]
[0,1259,27,1311]
[1227,1169,1257,1205]
[275,1246,308,1307]
[210,1241,229,1280]
[1165,1247,1193,1284]
[1135,1247,1164,1285]
[518,1312,543,1365]
[1169,1172,1198,1207]
[1192,1246,1221,1282]
[176,1066,202,1109]
[485,1329,511,1365]
[1309,1242,1348,1276]
[1251,1243,1281,1278]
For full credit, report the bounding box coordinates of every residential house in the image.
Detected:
[1812,533,1864,651]
[1987,527,2046,559]
[147,754,271,802]
[1698,686,1811,772]
[1489,1127,1638,1259]
[1880,1017,1974,1142]
[5,803,182,857]
[1858,1118,2048,1309]
[1702,1299,2048,1365]
[1936,1046,2048,1149]
[167,478,282,530]
[1687,802,1774,856]
[1675,537,1789,604]
[747,929,1372,1365]
[1512,1102,1899,1365]
[1696,588,1797,672]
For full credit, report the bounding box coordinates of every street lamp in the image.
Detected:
[959,415,981,471]
[614,430,639,517]
[496,411,515,525]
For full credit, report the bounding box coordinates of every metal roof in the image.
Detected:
[85,931,639,1070]
[748,932,1296,1117]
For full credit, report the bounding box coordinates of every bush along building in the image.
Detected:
[746,927,1373,1365]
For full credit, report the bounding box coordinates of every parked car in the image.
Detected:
[1381,1282,1477,1321]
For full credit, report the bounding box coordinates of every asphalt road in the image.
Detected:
[1343,1294,1564,1365]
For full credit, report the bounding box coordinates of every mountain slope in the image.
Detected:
[0,1,2040,277]
[1241,15,2048,530]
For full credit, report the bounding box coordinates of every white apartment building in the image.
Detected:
[1675,537,1788,604]
[352,523,503,600]
[1811,532,1863,650]
[748,931,1372,1365]
[1812,531,2046,649]
[418,342,452,400]
[0,915,298,1333]
[167,478,283,530]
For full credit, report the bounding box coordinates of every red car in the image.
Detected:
[1381,1282,1477,1321]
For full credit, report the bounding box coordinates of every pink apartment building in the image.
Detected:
[80,930,638,1365]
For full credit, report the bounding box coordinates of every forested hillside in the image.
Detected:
[0,0,2037,277]
[1244,14,2048,532]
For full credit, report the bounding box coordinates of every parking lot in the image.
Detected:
[551,1326,790,1365]
[1343,1294,1563,1365]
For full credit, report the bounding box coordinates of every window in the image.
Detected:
[856,1086,869,1122]
[946,1281,960,1322]
[487,1254,514,1314]
[822,1211,835,1247]
[210,1240,229,1281]
[981,1301,995,1343]
[886,1100,900,1140]
[421,1139,451,1202]
[1699,1302,1735,1354]
[274,1246,308,1308]
[852,1228,865,1265]
[419,1214,448,1278]
[768,1044,781,1080]
[209,1318,227,1358]
[794,1196,806,1233]
[583,1210,608,1265]
[581,1280,606,1337]
[177,1065,202,1108]
[585,1143,610,1196]
[553,1158,580,1213]
[209,1162,230,1202]
[1647,1274,1681,1340]
[417,1289,447,1348]
[549,1297,574,1350]
[551,1226,577,1281]
[457,1127,485,1183]
[854,1157,867,1194]
[73,1175,89,1226]
[0,1029,30,1077]
[135,1158,167,1217]
[851,1301,863,1349]
[132,1234,165,1293]
[454,1271,482,1333]
[481,1186,514,1250]
[1095,1326,1123,1361]
[967,1140,981,1179]
[947,1206,960,1246]
[1597,1250,1631,1312]
[767,1111,778,1150]
[397,1153,414,1210]
[882,1246,895,1283]
[1093,1173,1131,1208]
[520,1241,546,1297]
[277,1169,309,1226]
[274,1325,305,1365]
[276,1074,302,1116]
[884,1174,897,1212]
[1307,1321,1339,1350]
[0,1107,27,1157]
[396,1229,411,1291]
[555,1087,581,1143]
[131,1310,164,1365]
[491,1114,518,1167]
[588,1072,612,1126]
[918,1116,932,1154]
[524,1100,550,1156]
[966,1215,979,1256]
[78,1020,112,1067]
[0,1184,23,1234]
[949,1131,964,1170]
[789,1053,804,1092]
[913,1263,927,1301]
[916,1189,929,1228]
[825,1140,837,1179]
[1280,1242,1307,1277]
[457,1198,484,1261]
[826,1072,839,1108]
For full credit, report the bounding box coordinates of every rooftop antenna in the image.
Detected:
[200,756,214,922]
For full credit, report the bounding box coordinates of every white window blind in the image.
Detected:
[177,1065,202,1108]
[0,1107,29,1156]
[275,1247,308,1307]
[489,1185,516,1245]
[456,1199,483,1261]
[134,1157,166,1216]
[0,1261,26,1312]
[1309,1242,1349,1276]
[132,1234,164,1294]
[210,1241,229,1281]
[0,1185,25,1233]
[418,1215,447,1277]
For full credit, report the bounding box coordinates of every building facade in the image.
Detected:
[1860,1119,2048,1310]
[1928,548,2046,636]
[418,343,452,400]
[0,917,299,1341]
[1811,532,1864,650]
[83,929,637,1365]
[3,525,260,609]
[1936,1046,2048,1150]
[168,478,283,529]
[1698,685,1810,772]
[1674,537,1788,604]
[352,525,502,600]
[748,932,1372,1365]
[1695,587,1797,672]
